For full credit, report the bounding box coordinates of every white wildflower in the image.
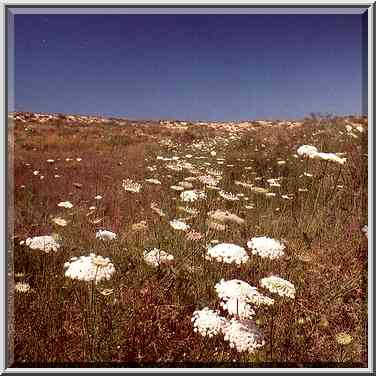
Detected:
[206,243,249,265]
[180,190,207,202]
[25,235,60,253]
[191,307,227,338]
[15,282,31,293]
[57,201,73,209]
[96,229,117,241]
[64,253,115,284]
[143,248,174,267]
[219,190,239,201]
[297,145,318,157]
[260,275,296,299]
[145,178,162,185]
[247,237,285,260]
[170,219,190,231]
[122,179,142,193]
[52,217,68,227]
[222,318,265,353]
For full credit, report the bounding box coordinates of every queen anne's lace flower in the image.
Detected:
[64,253,115,284]
[297,145,318,157]
[218,190,239,201]
[247,237,285,260]
[143,248,174,267]
[198,175,220,186]
[52,217,68,226]
[215,279,273,318]
[260,275,296,299]
[180,190,207,202]
[145,178,162,185]
[191,307,227,338]
[26,235,60,253]
[15,282,31,293]
[206,243,249,265]
[96,229,117,241]
[122,179,142,193]
[57,201,73,209]
[222,318,265,353]
[311,152,346,165]
[169,219,190,231]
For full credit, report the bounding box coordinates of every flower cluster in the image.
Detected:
[25,235,61,253]
[222,318,265,353]
[260,275,296,299]
[143,248,174,267]
[191,307,227,338]
[206,243,249,265]
[64,253,115,284]
[297,145,346,164]
[57,201,73,209]
[122,178,142,193]
[180,190,207,202]
[247,237,285,260]
[215,279,273,319]
[218,190,239,201]
[297,145,318,157]
[95,229,117,241]
[169,219,190,231]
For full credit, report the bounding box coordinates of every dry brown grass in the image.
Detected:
[10,114,368,367]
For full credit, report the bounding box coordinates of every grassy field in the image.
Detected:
[9,113,368,367]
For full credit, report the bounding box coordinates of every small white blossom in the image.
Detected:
[247,237,285,260]
[222,318,265,353]
[191,307,227,338]
[95,229,117,241]
[206,243,249,265]
[57,201,73,209]
[26,235,60,253]
[260,275,296,299]
[64,253,115,284]
[122,179,142,193]
[297,145,318,157]
[143,248,174,267]
[170,219,190,231]
[180,189,207,202]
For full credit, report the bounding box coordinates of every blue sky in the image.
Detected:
[11,13,366,121]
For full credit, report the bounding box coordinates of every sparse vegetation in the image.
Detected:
[10,113,367,367]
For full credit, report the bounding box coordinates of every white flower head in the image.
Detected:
[52,217,69,227]
[64,253,115,284]
[96,229,117,241]
[170,219,190,231]
[218,190,239,201]
[122,179,142,193]
[260,275,296,299]
[310,152,346,165]
[57,201,73,209]
[143,248,174,267]
[180,189,207,202]
[25,235,60,253]
[145,178,162,185]
[15,282,31,293]
[215,279,273,318]
[297,145,318,157]
[247,237,285,260]
[191,307,227,338]
[222,318,265,353]
[206,243,249,265]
